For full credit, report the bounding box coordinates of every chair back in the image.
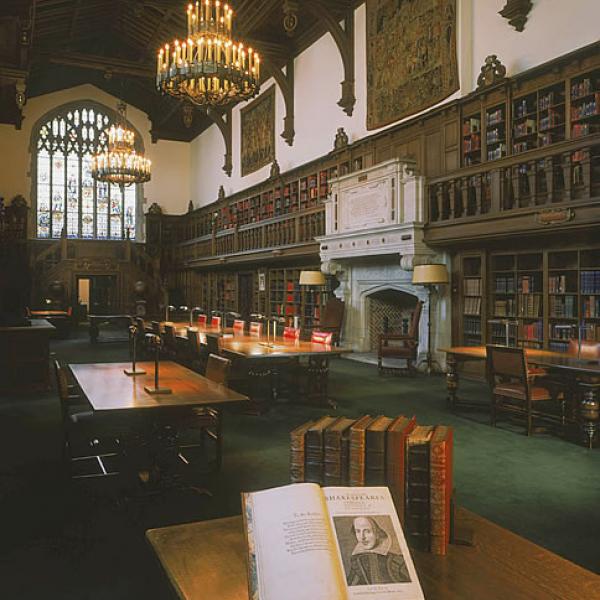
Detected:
[311,330,333,345]
[233,319,245,334]
[205,354,231,385]
[486,345,528,385]
[151,320,161,334]
[54,360,71,421]
[283,326,300,341]
[320,297,345,330]
[567,339,600,359]
[211,315,222,329]
[197,314,208,326]
[187,327,201,355]
[206,333,221,355]
[408,301,424,339]
[249,322,263,337]
[135,316,145,333]
[163,323,177,350]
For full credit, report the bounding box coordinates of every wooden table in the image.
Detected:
[69,361,248,411]
[441,346,600,445]
[30,309,71,337]
[146,509,600,600]
[0,319,55,392]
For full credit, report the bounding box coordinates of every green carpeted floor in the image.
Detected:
[1,327,599,598]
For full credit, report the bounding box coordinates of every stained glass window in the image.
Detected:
[35,104,141,240]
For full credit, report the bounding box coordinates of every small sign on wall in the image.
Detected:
[258,272,266,291]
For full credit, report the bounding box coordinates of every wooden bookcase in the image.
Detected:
[462,113,482,166]
[570,68,600,139]
[455,247,600,351]
[267,267,332,330]
[485,103,507,162]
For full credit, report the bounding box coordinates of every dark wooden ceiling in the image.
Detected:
[0,0,358,141]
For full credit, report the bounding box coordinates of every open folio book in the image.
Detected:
[242,483,424,600]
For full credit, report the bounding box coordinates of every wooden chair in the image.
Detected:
[311,330,333,345]
[249,321,263,337]
[210,315,222,329]
[317,297,345,344]
[283,326,301,341]
[197,314,208,326]
[377,300,423,376]
[162,323,179,359]
[179,354,229,472]
[487,345,559,436]
[233,319,246,334]
[205,333,221,358]
[186,327,207,373]
[55,361,120,479]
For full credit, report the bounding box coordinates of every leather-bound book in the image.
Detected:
[386,415,417,524]
[405,425,435,552]
[304,416,338,485]
[289,419,315,483]
[323,417,356,486]
[365,415,394,486]
[348,415,375,486]
[429,425,453,555]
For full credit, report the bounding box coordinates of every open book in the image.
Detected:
[242,483,424,600]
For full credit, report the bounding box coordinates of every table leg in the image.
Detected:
[446,353,459,409]
[578,383,600,449]
[89,319,99,343]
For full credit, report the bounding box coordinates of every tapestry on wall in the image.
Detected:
[240,86,275,176]
[366,0,459,130]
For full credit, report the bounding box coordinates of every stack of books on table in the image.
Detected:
[289,415,453,556]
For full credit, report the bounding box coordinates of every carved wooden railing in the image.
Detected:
[172,207,324,265]
[427,135,600,226]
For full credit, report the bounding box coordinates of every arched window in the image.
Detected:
[33,101,143,240]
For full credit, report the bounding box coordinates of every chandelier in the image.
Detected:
[156,1,260,107]
[91,102,151,187]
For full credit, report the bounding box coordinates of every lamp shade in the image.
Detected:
[412,264,449,285]
[299,270,326,285]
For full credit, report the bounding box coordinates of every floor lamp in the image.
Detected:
[412,264,449,375]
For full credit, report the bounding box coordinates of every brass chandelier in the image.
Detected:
[156,1,261,107]
[91,102,151,187]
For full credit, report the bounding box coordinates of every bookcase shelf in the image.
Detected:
[455,247,600,353]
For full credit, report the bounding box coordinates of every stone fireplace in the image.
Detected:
[367,288,419,351]
[317,158,450,368]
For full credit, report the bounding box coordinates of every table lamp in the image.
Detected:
[412,264,449,375]
[144,333,172,394]
[124,323,146,376]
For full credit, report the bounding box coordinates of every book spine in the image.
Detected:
[365,429,387,486]
[305,430,324,484]
[405,443,431,552]
[323,429,342,486]
[340,434,350,486]
[349,428,367,486]
[429,431,453,555]
[290,427,308,484]
[386,420,415,525]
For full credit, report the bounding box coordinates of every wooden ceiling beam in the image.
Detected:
[37,51,155,78]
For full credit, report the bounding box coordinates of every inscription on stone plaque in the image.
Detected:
[341,181,389,231]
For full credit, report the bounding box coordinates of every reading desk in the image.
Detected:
[146,509,599,600]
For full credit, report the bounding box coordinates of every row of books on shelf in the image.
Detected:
[494,276,516,293]
[463,317,482,336]
[521,321,543,341]
[290,415,453,556]
[519,275,540,293]
[571,77,597,100]
[582,296,600,318]
[463,278,482,296]
[463,117,480,135]
[549,275,569,293]
[494,298,516,317]
[539,90,563,111]
[539,111,562,131]
[513,119,536,138]
[570,95,599,121]
[550,324,577,340]
[549,295,577,318]
[518,293,542,317]
[487,145,506,161]
[572,122,599,138]
[462,136,480,153]
[581,271,600,294]
[463,296,481,316]
[490,322,517,340]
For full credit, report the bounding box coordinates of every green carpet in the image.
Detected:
[1,327,599,598]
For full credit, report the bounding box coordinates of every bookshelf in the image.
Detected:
[485,104,507,162]
[538,83,566,147]
[512,92,538,154]
[462,113,482,166]
[268,267,332,331]
[454,248,600,352]
[570,68,600,139]
[461,255,483,346]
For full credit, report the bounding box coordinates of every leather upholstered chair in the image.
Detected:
[486,345,560,436]
[377,300,423,376]
[317,297,345,344]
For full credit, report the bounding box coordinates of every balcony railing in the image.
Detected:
[171,207,324,265]
[427,135,600,225]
